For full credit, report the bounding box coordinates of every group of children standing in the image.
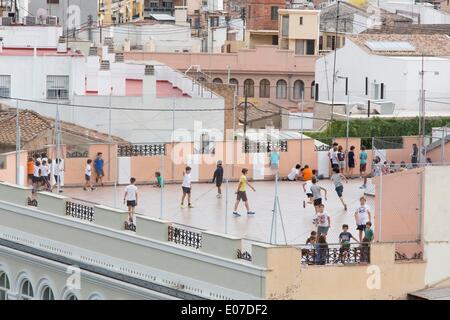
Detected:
[27,153,63,193]
[303,196,374,265]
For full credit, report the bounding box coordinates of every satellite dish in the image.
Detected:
[36,8,48,24]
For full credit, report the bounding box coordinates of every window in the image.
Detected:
[293,80,305,100]
[259,79,270,98]
[299,17,303,25]
[281,16,289,37]
[229,78,239,95]
[66,294,78,300]
[276,80,287,99]
[372,82,380,100]
[311,81,315,99]
[327,36,336,50]
[194,18,200,29]
[47,0,59,3]
[162,1,173,9]
[213,78,223,84]
[271,6,279,21]
[243,79,254,97]
[0,75,11,98]
[381,83,385,99]
[306,40,315,55]
[47,75,69,99]
[272,35,278,45]
[20,280,34,300]
[0,272,10,300]
[295,40,305,55]
[41,286,55,300]
[210,17,219,27]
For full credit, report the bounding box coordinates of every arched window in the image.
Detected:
[20,280,34,300]
[293,80,305,100]
[66,294,78,300]
[88,293,104,300]
[311,81,315,99]
[0,272,10,300]
[243,79,255,97]
[41,285,55,300]
[212,78,223,84]
[276,80,287,99]
[259,79,270,98]
[229,78,239,95]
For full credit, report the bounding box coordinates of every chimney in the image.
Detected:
[174,6,189,27]
[123,39,131,52]
[100,60,110,70]
[89,46,98,56]
[57,36,67,53]
[143,64,156,103]
[115,52,124,63]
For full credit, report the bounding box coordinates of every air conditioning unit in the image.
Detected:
[46,16,58,26]
[25,16,36,25]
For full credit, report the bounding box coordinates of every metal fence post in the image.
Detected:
[378,172,382,242]
[160,150,164,220]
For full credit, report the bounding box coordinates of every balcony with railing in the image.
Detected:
[298,243,370,266]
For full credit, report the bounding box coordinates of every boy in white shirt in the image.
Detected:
[51,158,63,192]
[83,159,95,191]
[354,196,372,241]
[316,204,331,236]
[32,160,41,192]
[123,177,138,224]
[40,160,51,191]
[285,164,301,181]
[180,166,194,208]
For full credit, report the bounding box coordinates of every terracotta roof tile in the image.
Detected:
[0,106,127,147]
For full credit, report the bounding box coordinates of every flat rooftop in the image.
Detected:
[63,178,376,245]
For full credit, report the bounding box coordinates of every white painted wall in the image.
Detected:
[0,26,63,47]
[87,24,202,53]
[284,113,314,130]
[315,40,450,114]
[229,18,244,41]
[207,27,227,53]
[0,41,224,143]
[69,95,224,143]
[379,1,450,24]
[0,54,85,101]
[423,166,450,286]
[205,0,224,11]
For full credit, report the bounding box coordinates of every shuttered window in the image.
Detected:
[47,75,69,99]
[0,75,11,98]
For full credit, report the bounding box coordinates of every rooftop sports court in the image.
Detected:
[63,178,376,245]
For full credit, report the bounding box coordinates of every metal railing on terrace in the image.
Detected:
[298,243,370,266]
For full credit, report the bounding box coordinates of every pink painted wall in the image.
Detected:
[374,168,424,256]
[426,141,450,165]
[386,136,421,165]
[0,151,28,185]
[32,136,428,186]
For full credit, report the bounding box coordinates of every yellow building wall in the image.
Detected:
[263,243,426,299]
